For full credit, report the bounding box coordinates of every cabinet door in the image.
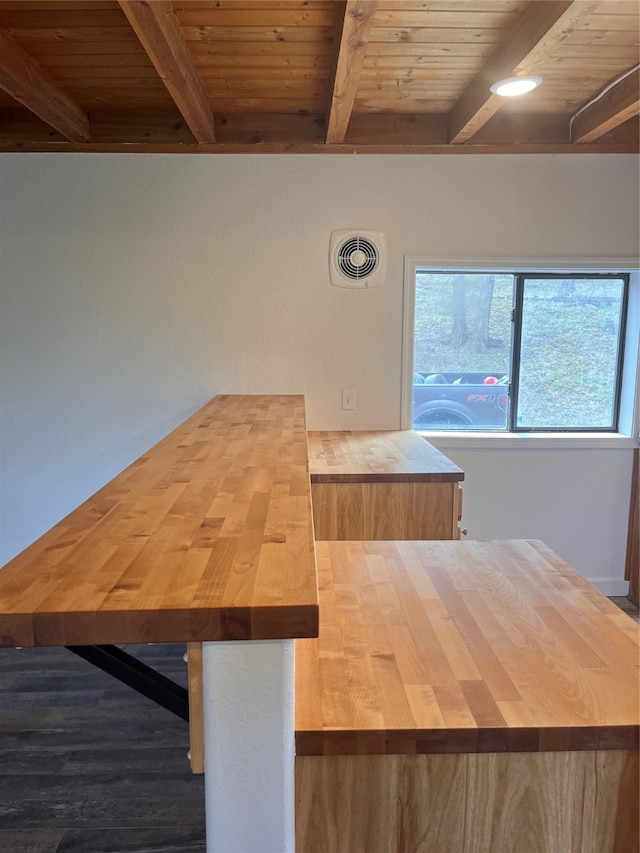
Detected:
[312,482,460,540]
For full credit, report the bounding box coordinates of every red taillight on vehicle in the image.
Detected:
[499,395,508,409]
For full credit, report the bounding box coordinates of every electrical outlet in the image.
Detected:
[342,388,356,410]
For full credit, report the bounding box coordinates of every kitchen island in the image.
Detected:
[2,396,637,853]
[296,539,639,853]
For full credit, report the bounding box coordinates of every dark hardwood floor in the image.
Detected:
[0,598,637,852]
[609,596,640,622]
[0,643,205,852]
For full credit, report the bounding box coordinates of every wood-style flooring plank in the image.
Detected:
[56,828,205,852]
[0,643,205,851]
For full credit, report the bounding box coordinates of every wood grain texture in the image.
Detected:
[0,29,90,141]
[307,430,464,483]
[325,0,377,144]
[295,750,638,853]
[0,642,206,851]
[308,431,463,541]
[626,447,639,606]
[311,481,460,541]
[187,428,463,773]
[447,0,599,143]
[186,641,204,775]
[0,395,319,648]
[295,540,640,756]
[0,1,639,152]
[118,0,215,142]
[572,67,640,143]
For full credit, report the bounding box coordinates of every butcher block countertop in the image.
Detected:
[307,430,464,483]
[295,539,639,756]
[0,395,319,648]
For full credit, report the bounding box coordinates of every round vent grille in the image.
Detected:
[336,235,379,280]
[329,229,385,288]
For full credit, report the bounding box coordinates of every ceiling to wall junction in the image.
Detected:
[0,0,638,154]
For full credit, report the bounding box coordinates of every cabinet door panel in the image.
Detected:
[312,482,457,540]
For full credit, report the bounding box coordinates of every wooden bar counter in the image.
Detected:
[307,430,464,540]
[295,539,639,853]
[0,394,320,852]
[189,428,466,774]
[0,394,319,648]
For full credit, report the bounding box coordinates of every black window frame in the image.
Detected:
[410,268,630,434]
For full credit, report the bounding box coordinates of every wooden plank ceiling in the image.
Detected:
[0,0,638,153]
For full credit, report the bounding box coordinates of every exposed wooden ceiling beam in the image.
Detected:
[3,138,637,156]
[1,109,636,153]
[326,0,377,145]
[118,0,216,143]
[0,29,90,143]
[571,67,640,143]
[448,0,599,144]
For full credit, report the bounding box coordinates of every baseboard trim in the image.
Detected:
[591,579,630,597]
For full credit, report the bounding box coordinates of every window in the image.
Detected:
[406,268,631,432]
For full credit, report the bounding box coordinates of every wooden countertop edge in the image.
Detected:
[0,396,321,649]
[310,472,464,484]
[1,603,320,648]
[295,724,640,756]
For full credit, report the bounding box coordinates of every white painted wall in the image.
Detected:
[428,442,635,595]
[202,640,295,853]
[1,153,638,591]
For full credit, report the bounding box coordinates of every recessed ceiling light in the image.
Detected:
[490,75,543,97]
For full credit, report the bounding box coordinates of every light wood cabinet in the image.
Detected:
[295,540,639,853]
[626,448,639,605]
[308,430,464,541]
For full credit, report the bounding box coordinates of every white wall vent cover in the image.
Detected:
[329,230,386,288]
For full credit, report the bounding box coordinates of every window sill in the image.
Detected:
[414,430,639,451]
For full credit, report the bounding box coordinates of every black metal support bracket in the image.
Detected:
[65,644,189,722]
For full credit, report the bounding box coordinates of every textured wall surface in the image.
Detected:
[1,153,638,588]
[202,640,295,852]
